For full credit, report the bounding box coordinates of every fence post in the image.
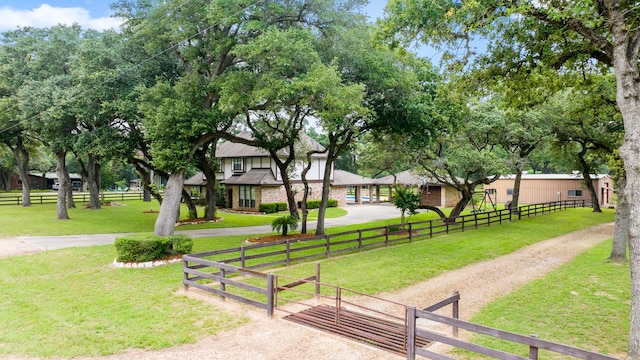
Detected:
[429,220,433,238]
[240,247,246,268]
[325,235,331,258]
[408,222,413,242]
[266,273,274,318]
[358,229,363,251]
[220,268,226,301]
[315,262,321,296]
[286,240,291,266]
[474,213,478,229]
[529,334,539,359]
[452,290,459,337]
[406,306,416,360]
[183,260,189,292]
[385,225,389,246]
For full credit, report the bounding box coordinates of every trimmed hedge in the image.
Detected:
[115,233,193,263]
[259,203,278,214]
[297,199,339,209]
[259,202,289,213]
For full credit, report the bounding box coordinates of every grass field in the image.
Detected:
[460,241,628,359]
[0,207,621,357]
[0,200,347,237]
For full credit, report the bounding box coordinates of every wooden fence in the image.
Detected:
[0,191,147,206]
[181,258,616,360]
[186,200,588,272]
[407,306,618,360]
[182,257,320,318]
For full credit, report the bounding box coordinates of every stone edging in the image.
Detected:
[112,257,182,268]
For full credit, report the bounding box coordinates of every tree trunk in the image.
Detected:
[153,170,185,236]
[315,154,335,236]
[11,138,31,207]
[577,147,602,212]
[611,39,640,359]
[299,150,318,234]
[55,151,69,220]
[195,148,217,221]
[66,170,76,209]
[448,186,473,219]
[87,155,101,209]
[511,168,523,213]
[182,188,197,219]
[131,159,163,204]
[610,174,628,262]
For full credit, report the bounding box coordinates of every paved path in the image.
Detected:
[1,203,406,256]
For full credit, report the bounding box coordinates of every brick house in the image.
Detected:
[187,132,354,211]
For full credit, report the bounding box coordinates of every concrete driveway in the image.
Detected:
[3,203,407,256]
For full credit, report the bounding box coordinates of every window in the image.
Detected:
[239,185,256,208]
[232,158,243,172]
[307,187,312,196]
[568,189,583,197]
[506,189,513,196]
[486,189,496,195]
[215,158,223,172]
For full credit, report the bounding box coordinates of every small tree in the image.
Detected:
[271,215,298,236]
[392,184,420,229]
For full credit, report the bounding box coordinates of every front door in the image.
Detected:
[227,189,233,208]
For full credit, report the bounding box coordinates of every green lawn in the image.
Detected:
[0,207,618,357]
[460,241,628,358]
[0,201,347,237]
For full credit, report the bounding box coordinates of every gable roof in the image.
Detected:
[185,172,207,186]
[220,168,282,185]
[216,131,327,159]
[374,170,451,186]
[332,170,374,186]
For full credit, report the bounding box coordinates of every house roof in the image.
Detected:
[332,170,374,186]
[184,172,207,186]
[220,169,282,186]
[498,173,611,180]
[216,131,326,159]
[374,170,451,186]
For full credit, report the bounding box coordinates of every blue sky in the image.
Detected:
[0,0,441,61]
[0,0,389,31]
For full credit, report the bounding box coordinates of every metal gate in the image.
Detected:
[275,275,435,356]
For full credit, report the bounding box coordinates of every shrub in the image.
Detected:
[259,203,278,213]
[296,199,338,208]
[275,202,288,211]
[168,234,193,254]
[115,234,171,263]
[115,233,193,263]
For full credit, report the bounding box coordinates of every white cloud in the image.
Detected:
[0,4,122,31]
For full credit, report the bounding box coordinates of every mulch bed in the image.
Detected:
[248,232,317,243]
